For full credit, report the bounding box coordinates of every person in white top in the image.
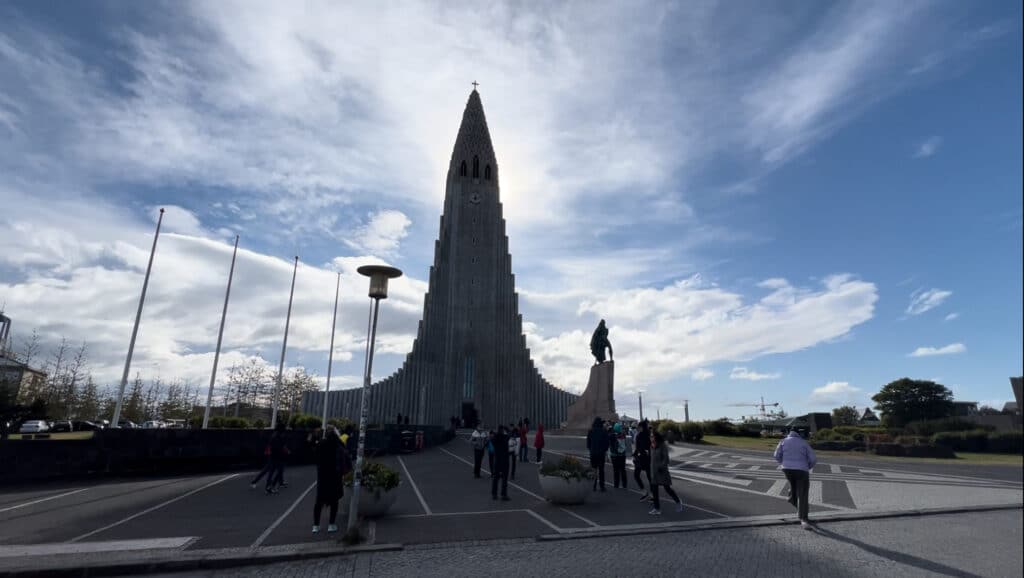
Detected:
[507,423,520,480]
[773,429,817,528]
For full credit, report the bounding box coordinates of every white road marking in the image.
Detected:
[396,455,432,515]
[0,488,89,513]
[809,480,823,506]
[670,468,753,487]
[524,509,563,532]
[443,445,602,528]
[0,537,197,558]
[70,474,238,543]
[830,464,843,474]
[250,480,317,549]
[766,479,789,498]
[725,463,740,469]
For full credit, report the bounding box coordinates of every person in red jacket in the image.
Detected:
[518,421,529,462]
[533,423,545,463]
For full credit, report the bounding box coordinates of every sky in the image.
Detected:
[1,0,1021,421]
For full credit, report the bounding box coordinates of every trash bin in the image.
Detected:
[415,430,424,451]
[400,430,414,453]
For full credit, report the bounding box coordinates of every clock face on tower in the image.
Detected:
[469,192,482,204]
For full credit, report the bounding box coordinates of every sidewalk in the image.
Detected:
[153,508,1023,578]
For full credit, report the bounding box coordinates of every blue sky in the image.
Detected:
[1,0,1021,420]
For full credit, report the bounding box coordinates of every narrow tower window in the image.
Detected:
[472,156,480,178]
[484,165,491,180]
[460,161,467,177]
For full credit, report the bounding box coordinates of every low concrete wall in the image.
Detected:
[0,425,454,485]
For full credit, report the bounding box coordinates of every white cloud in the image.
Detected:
[691,368,715,381]
[909,343,966,357]
[343,210,412,257]
[730,367,781,381]
[913,136,942,158]
[526,274,876,392]
[906,288,952,315]
[944,312,959,322]
[810,381,862,405]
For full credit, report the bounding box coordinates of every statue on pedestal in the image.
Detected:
[590,319,613,364]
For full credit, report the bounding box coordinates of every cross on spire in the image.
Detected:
[471,80,479,90]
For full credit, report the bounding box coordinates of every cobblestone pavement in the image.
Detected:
[157,509,1023,578]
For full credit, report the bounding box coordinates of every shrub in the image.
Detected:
[701,419,736,436]
[656,420,681,442]
[905,418,993,437]
[681,422,704,442]
[288,413,323,430]
[906,445,956,458]
[931,429,990,452]
[344,461,400,496]
[894,435,929,446]
[986,432,1023,454]
[735,423,763,438]
[253,419,266,429]
[811,441,864,451]
[328,418,355,431]
[539,455,595,483]
[873,443,906,457]
[207,416,251,429]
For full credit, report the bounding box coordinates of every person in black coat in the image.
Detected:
[586,417,610,492]
[491,425,511,500]
[312,427,351,534]
[634,420,653,499]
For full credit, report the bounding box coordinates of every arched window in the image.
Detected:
[484,165,491,180]
[472,156,480,178]
[460,161,467,177]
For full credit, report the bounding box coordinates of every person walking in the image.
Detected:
[774,429,817,529]
[471,423,488,478]
[491,425,511,500]
[609,422,629,489]
[586,417,610,491]
[519,422,529,462]
[251,430,288,494]
[312,426,352,534]
[648,431,682,515]
[633,420,653,500]
[533,423,545,463]
[508,423,519,480]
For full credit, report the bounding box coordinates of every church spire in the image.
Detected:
[450,89,496,177]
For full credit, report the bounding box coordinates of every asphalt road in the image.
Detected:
[0,433,1020,557]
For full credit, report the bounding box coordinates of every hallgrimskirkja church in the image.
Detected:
[303,90,578,428]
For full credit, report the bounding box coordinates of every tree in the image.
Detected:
[282,367,318,415]
[123,373,145,423]
[872,378,954,427]
[831,405,860,426]
[77,376,100,420]
[977,405,1002,415]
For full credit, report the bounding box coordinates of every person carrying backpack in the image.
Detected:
[586,417,610,491]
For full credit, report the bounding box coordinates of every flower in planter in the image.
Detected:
[344,461,400,498]
[538,455,595,483]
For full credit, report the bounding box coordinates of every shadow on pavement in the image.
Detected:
[810,525,984,578]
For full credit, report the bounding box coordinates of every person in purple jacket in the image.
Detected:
[774,429,817,529]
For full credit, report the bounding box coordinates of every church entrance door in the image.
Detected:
[461,402,479,429]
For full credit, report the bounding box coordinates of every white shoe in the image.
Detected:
[800,520,812,530]
[312,525,320,534]
[249,483,256,490]
[328,524,338,533]
[648,508,661,515]
[676,502,684,513]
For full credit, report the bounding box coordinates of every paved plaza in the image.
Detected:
[0,434,1021,575]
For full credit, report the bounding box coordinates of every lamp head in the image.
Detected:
[357,265,403,299]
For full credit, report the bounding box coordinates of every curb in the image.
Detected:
[536,502,1024,541]
[0,542,404,578]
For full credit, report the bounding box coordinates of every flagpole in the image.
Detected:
[270,256,299,430]
[111,208,164,427]
[203,235,239,429]
[323,271,341,437]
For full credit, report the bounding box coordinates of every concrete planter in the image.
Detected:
[538,472,590,505]
[343,485,399,518]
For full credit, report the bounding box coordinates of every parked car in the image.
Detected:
[72,420,104,431]
[116,420,138,429]
[141,420,165,429]
[50,420,73,433]
[19,420,50,433]
[164,419,186,429]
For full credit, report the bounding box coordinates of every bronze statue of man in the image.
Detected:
[590,319,613,364]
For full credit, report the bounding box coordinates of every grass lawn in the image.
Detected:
[694,435,1023,465]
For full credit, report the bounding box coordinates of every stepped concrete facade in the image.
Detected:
[304,90,577,428]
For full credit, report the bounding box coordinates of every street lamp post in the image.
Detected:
[323,272,341,438]
[347,264,403,536]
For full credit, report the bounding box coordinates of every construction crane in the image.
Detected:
[726,396,781,420]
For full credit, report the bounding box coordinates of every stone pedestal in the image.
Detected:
[564,361,617,432]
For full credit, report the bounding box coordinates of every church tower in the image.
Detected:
[306,89,577,428]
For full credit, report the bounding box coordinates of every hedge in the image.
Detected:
[931,429,991,452]
[873,443,955,459]
[681,422,704,442]
[904,418,994,437]
[986,432,1023,454]
[811,441,864,451]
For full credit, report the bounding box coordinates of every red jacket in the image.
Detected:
[534,425,545,449]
